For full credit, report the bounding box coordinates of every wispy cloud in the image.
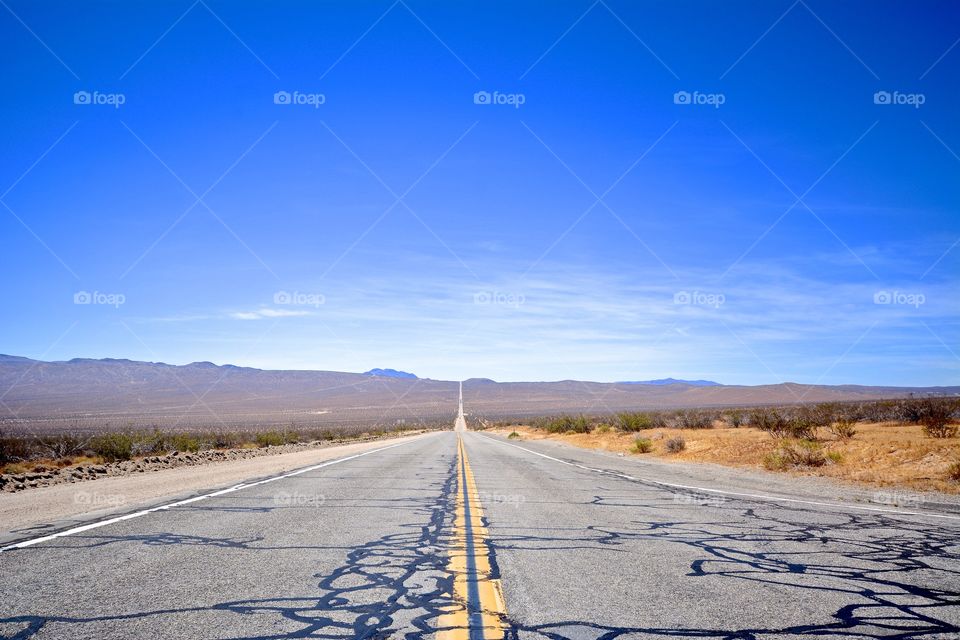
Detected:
[229,308,312,320]
[113,247,956,384]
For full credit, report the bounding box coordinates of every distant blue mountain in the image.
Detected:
[363,368,418,379]
[619,378,720,386]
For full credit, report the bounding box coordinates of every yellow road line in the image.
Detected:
[437,435,507,639]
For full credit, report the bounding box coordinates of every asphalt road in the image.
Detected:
[1,429,959,639]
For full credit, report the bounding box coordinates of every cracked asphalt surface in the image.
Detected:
[1,430,958,639]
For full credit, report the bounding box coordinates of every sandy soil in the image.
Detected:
[0,431,435,537]
[492,423,960,494]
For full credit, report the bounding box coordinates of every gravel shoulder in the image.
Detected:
[0,431,437,545]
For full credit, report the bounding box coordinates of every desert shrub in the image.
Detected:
[915,400,959,438]
[751,408,819,440]
[837,403,865,423]
[207,431,246,449]
[595,424,612,434]
[632,437,653,453]
[789,441,826,466]
[925,422,959,439]
[748,407,777,430]
[762,450,788,471]
[540,414,592,434]
[507,431,521,439]
[304,428,339,442]
[896,397,959,430]
[617,412,671,431]
[617,412,652,432]
[827,418,858,440]
[36,433,88,460]
[569,415,592,433]
[751,408,789,437]
[129,430,170,455]
[897,398,927,423]
[664,436,686,453]
[0,431,32,464]
[854,400,892,422]
[790,406,830,434]
[808,403,841,427]
[167,433,201,452]
[724,409,745,427]
[787,416,819,441]
[88,432,134,461]
[675,410,713,429]
[254,431,286,447]
[948,461,960,482]
[2,461,30,474]
[764,440,825,470]
[825,450,844,464]
[0,423,420,466]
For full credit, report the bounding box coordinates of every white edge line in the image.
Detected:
[475,434,960,523]
[1,436,427,552]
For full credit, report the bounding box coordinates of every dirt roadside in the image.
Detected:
[491,424,960,494]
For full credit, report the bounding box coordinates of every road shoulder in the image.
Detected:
[0,431,438,547]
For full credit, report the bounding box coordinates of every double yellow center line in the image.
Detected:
[437,435,507,639]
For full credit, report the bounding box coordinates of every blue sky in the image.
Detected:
[1,0,957,385]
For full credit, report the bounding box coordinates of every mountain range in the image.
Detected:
[0,355,955,433]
